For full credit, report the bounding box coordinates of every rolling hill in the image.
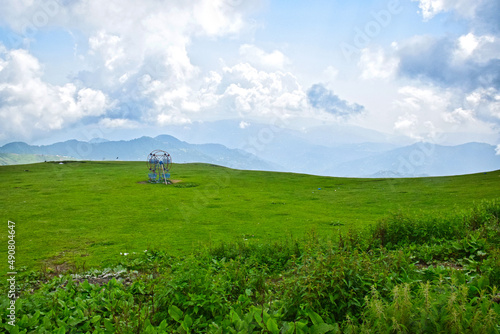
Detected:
[1,161,499,270]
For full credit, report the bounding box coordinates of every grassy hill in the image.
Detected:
[0,153,72,165]
[1,162,500,332]
[0,161,499,271]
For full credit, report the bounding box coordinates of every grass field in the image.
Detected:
[1,161,499,271]
[1,162,500,332]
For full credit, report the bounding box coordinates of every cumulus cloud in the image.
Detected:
[397,34,500,91]
[393,113,440,141]
[239,44,290,70]
[443,107,475,123]
[0,47,110,141]
[401,0,500,94]
[392,84,499,141]
[412,0,500,34]
[307,84,364,117]
[0,0,258,131]
[394,85,451,112]
[394,113,418,133]
[239,120,250,129]
[464,87,500,121]
[88,31,125,71]
[358,47,399,80]
[391,0,500,140]
[412,0,483,20]
[221,63,308,118]
[98,118,140,129]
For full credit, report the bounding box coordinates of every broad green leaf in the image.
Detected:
[183,313,193,329]
[158,319,168,330]
[91,315,101,324]
[310,323,338,334]
[168,305,183,323]
[55,326,66,334]
[307,309,324,325]
[103,318,115,333]
[230,309,241,324]
[266,318,279,334]
[253,309,263,325]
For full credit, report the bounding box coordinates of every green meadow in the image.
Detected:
[0,161,499,271]
[1,162,500,332]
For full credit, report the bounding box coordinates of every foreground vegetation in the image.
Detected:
[2,199,499,333]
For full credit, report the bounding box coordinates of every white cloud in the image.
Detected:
[413,0,484,20]
[358,47,399,79]
[453,33,496,62]
[98,118,139,129]
[394,113,419,135]
[239,44,290,70]
[464,87,500,120]
[0,47,110,141]
[496,144,500,155]
[443,107,475,123]
[390,84,499,142]
[221,62,308,118]
[239,120,250,129]
[394,86,451,112]
[88,31,125,71]
[156,113,192,126]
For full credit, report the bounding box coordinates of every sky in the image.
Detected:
[0,0,499,150]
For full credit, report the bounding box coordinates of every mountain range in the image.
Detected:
[1,134,499,177]
[0,135,277,171]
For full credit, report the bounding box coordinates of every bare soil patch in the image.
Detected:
[137,179,181,184]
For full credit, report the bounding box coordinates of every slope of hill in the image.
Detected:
[0,153,73,165]
[1,161,499,271]
[1,161,499,333]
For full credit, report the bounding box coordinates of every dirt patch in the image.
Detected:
[137,179,181,184]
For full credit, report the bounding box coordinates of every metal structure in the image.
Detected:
[147,150,172,184]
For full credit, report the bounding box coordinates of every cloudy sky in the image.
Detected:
[0,0,499,148]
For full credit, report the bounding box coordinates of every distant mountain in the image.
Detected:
[1,136,498,177]
[0,135,279,171]
[156,120,400,175]
[327,142,500,177]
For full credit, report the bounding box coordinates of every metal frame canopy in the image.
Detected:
[147,150,172,184]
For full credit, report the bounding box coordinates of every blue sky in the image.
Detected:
[0,0,499,150]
